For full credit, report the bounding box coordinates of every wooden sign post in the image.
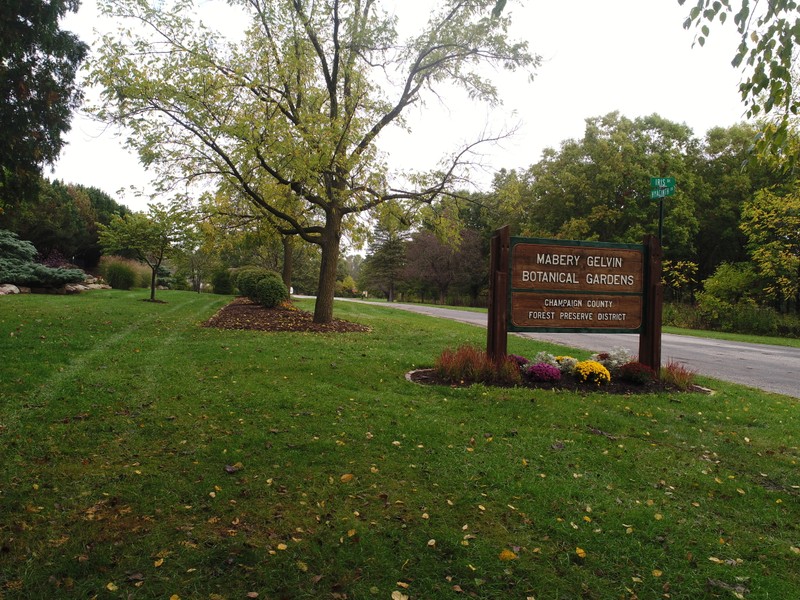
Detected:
[487,229,663,373]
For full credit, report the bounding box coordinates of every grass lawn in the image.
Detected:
[1,290,799,599]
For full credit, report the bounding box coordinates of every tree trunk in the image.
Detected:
[313,210,342,323]
[282,234,293,292]
[150,267,157,301]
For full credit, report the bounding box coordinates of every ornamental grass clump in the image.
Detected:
[434,344,521,386]
[524,362,562,383]
[574,360,611,386]
[660,360,696,390]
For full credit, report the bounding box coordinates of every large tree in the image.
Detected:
[520,112,703,260]
[0,1,88,206]
[89,0,537,322]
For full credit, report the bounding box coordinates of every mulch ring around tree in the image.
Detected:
[406,368,709,395]
[202,296,371,333]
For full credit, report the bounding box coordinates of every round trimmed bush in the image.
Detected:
[251,273,288,308]
[235,267,272,297]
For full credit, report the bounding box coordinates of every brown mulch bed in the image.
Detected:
[408,368,696,395]
[202,297,371,333]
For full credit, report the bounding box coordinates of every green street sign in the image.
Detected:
[650,177,675,199]
[650,177,675,189]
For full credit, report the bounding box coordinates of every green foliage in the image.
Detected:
[681,0,800,164]
[740,186,800,305]
[211,268,234,295]
[518,112,701,260]
[98,202,192,301]
[251,272,288,308]
[0,229,84,286]
[235,267,273,297]
[0,1,88,206]
[104,261,137,290]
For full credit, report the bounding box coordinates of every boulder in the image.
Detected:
[0,284,20,295]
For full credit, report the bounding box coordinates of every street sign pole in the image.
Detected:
[650,177,675,245]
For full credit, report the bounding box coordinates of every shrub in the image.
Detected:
[618,361,656,385]
[211,268,234,295]
[235,267,273,297]
[574,360,611,386]
[555,355,578,374]
[660,360,696,390]
[524,362,562,382]
[433,344,521,386]
[105,261,137,290]
[0,230,85,287]
[590,347,631,375]
[251,273,288,308]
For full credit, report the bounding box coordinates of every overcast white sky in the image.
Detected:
[53,0,749,211]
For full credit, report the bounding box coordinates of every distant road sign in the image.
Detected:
[650,176,675,199]
[650,177,675,189]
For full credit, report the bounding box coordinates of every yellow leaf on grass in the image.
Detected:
[499,549,518,561]
[652,569,663,577]
[575,547,587,559]
[791,546,800,554]
[391,591,409,600]
[154,558,164,567]
[340,473,354,483]
[106,583,118,591]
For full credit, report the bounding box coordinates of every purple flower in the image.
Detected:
[507,354,529,368]
[524,362,562,382]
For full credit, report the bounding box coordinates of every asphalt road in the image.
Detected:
[342,300,800,398]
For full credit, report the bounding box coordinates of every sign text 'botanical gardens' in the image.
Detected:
[509,239,644,331]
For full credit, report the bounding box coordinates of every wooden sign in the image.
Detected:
[509,239,645,332]
[486,228,662,372]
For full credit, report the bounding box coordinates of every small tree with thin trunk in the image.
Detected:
[98,203,190,301]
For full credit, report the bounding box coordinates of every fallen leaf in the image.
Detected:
[499,549,518,561]
[575,547,587,559]
[107,583,118,592]
[427,539,436,547]
[340,473,354,483]
[224,462,243,474]
[391,592,409,600]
